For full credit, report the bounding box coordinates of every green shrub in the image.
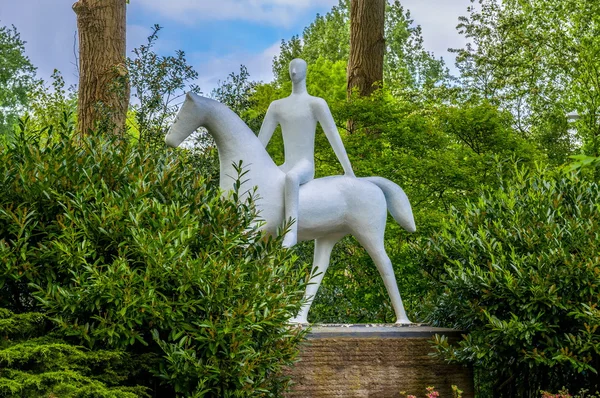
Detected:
[0,125,308,396]
[0,308,150,398]
[413,166,600,396]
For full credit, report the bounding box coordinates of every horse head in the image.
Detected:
[165,92,208,148]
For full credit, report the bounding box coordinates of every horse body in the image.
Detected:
[297,176,378,240]
[166,92,415,324]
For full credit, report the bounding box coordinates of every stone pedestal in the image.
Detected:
[287,324,473,398]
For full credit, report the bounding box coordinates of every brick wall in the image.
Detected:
[286,325,474,398]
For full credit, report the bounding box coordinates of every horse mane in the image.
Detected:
[188,93,281,174]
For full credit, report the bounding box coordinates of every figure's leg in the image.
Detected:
[290,236,340,324]
[354,231,411,324]
[282,162,313,248]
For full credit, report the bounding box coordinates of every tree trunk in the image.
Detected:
[73,0,129,135]
[347,0,385,98]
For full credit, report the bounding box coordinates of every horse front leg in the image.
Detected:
[290,235,341,324]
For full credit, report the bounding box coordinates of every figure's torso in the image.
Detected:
[272,93,320,171]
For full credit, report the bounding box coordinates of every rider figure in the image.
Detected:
[258,58,355,248]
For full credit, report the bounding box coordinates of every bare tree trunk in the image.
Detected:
[347,0,385,98]
[73,0,129,135]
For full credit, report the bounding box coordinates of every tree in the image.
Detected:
[73,0,129,135]
[27,70,77,132]
[272,1,349,85]
[128,25,199,145]
[301,0,350,68]
[384,1,451,98]
[453,0,600,165]
[347,0,386,98]
[271,1,449,98]
[212,65,256,117]
[0,23,37,139]
[249,1,536,325]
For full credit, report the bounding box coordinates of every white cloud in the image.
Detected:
[399,0,472,71]
[127,24,153,54]
[137,0,338,27]
[0,0,474,94]
[0,0,78,85]
[0,1,180,87]
[192,41,281,93]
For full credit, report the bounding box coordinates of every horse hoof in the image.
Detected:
[288,316,308,324]
[282,233,297,248]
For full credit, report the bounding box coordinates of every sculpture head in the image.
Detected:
[289,58,307,84]
[165,92,205,147]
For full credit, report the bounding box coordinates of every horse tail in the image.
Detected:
[361,177,416,233]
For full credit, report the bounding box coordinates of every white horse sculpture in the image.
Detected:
[165,92,415,324]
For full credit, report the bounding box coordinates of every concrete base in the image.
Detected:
[287,324,473,398]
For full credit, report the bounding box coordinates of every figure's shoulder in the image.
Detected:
[267,98,285,112]
[308,96,330,114]
[308,95,328,109]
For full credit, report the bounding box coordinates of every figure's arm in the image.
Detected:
[314,98,355,177]
[258,103,278,148]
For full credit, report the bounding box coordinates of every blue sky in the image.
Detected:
[0,0,472,92]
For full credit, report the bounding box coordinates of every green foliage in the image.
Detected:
[26,70,77,133]
[0,23,37,138]
[304,58,348,104]
[384,1,451,95]
[211,65,260,135]
[0,120,308,396]
[211,65,257,116]
[438,100,535,158]
[453,0,600,163]
[338,92,536,230]
[413,167,600,395]
[300,0,350,64]
[128,24,200,146]
[566,154,600,173]
[271,0,449,92]
[0,309,150,398]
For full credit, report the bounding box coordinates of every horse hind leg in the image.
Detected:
[353,230,411,324]
[290,235,341,324]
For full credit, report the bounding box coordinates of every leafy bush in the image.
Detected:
[25,70,77,133]
[542,389,600,398]
[0,308,150,397]
[401,385,463,398]
[0,124,308,396]
[414,166,600,396]
[128,24,200,146]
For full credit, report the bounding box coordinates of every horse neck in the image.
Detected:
[197,97,282,179]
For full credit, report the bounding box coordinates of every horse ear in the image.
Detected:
[186,92,194,100]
